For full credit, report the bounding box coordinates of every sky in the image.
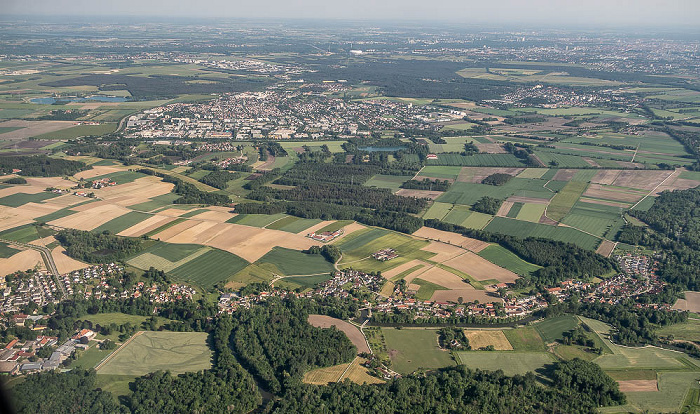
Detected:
[3,0,699,27]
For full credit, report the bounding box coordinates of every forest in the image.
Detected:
[266,361,624,413]
[400,178,451,191]
[0,155,88,177]
[198,170,241,189]
[55,229,145,264]
[471,196,504,215]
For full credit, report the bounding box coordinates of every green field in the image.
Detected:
[419,166,462,179]
[0,191,60,207]
[265,216,321,233]
[477,245,541,276]
[422,202,453,220]
[484,217,601,250]
[601,372,700,414]
[533,315,580,344]
[412,278,448,300]
[277,274,334,290]
[0,242,20,258]
[227,213,288,227]
[364,174,410,192]
[515,203,547,222]
[34,123,117,140]
[381,328,455,374]
[168,248,249,289]
[97,331,212,376]
[438,178,552,206]
[336,230,432,273]
[656,318,700,342]
[256,247,335,276]
[92,211,151,234]
[501,327,546,351]
[0,223,51,243]
[139,242,203,262]
[34,207,80,224]
[547,181,588,221]
[456,351,556,376]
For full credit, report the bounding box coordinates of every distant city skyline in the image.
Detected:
[3,0,699,28]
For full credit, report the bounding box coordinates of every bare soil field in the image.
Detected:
[582,157,600,167]
[118,215,176,237]
[595,240,616,257]
[0,249,43,276]
[50,203,131,231]
[420,241,466,262]
[552,169,577,181]
[672,291,700,313]
[52,245,89,274]
[307,315,370,354]
[583,184,645,203]
[0,120,76,140]
[655,176,700,194]
[431,288,501,304]
[475,143,507,154]
[457,167,524,183]
[611,170,673,191]
[578,197,632,208]
[413,227,489,252]
[395,189,444,200]
[406,267,470,289]
[464,330,514,350]
[617,380,658,392]
[591,170,623,186]
[443,252,519,283]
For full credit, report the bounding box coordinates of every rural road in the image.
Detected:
[0,237,67,298]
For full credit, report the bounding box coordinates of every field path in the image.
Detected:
[94,330,144,371]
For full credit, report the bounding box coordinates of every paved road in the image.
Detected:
[0,237,67,298]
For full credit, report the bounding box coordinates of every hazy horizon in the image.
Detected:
[2,0,699,28]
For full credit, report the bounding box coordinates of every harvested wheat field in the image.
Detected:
[617,380,658,392]
[13,202,61,218]
[50,203,131,231]
[672,291,700,313]
[51,246,89,274]
[189,209,235,223]
[0,185,46,199]
[443,252,519,283]
[590,170,623,186]
[164,221,221,244]
[431,288,501,304]
[0,120,76,140]
[99,177,174,206]
[155,208,198,217]
[407,267,470,289]
[0,249,43,276]
[23,176,76,189]
[420,241,464,262]
[73,165,125,180]
[413,227,489,252]
[578,197,631,208]
[464,330,514,350]
[118,215,176,237]
[307,315,370,354]
[43,194,89,208]
[596,240,616,258]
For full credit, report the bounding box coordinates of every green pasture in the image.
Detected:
[381,328,454,374]
[533,315,580,344]
[547,181,588,221]
[97,331,212,376]
[0,191,60,207]
[477,245,541,276]
[484,217,601,250]
[456,351,556,376]
[503,327,546,351]
[364,174,410,192]
[257,247,335,276]
[265,216,321,233]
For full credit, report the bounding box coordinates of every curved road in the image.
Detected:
[0,237,66,298]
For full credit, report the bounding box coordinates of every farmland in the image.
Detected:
[456,351,556,376]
